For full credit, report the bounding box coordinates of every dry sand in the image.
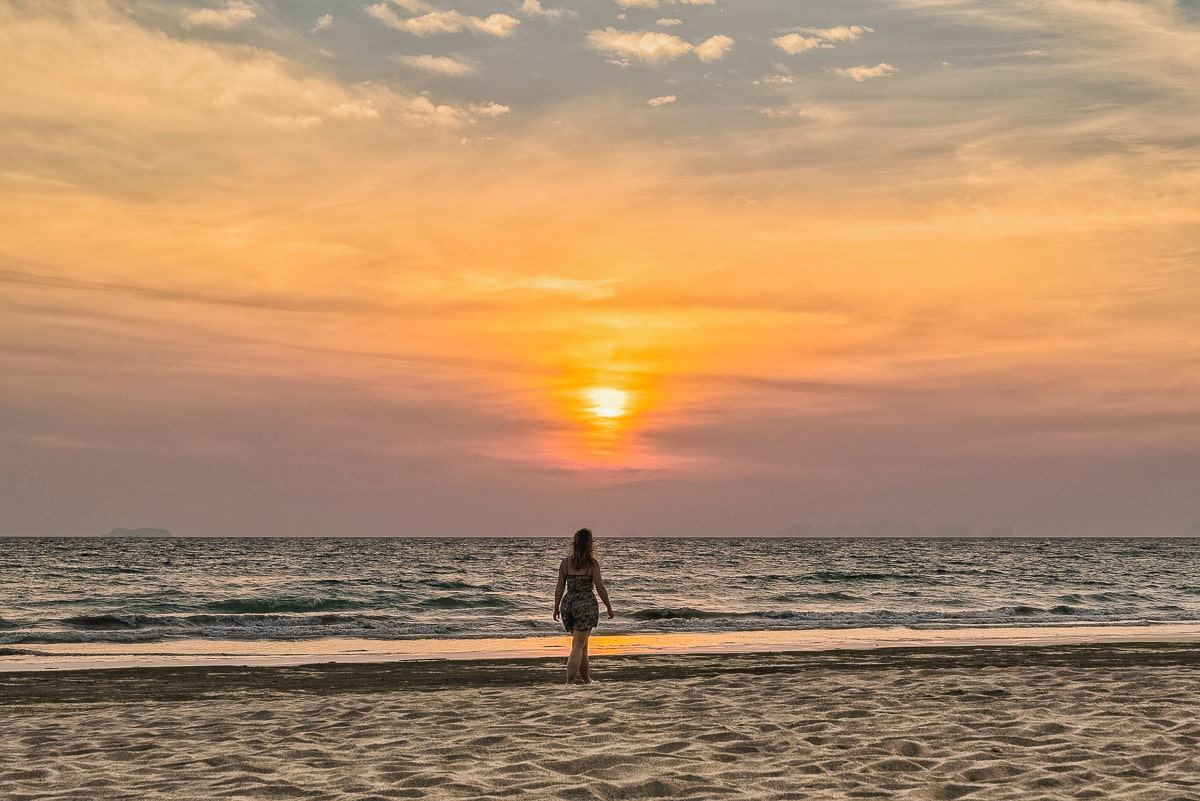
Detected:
[4,643,1200,800]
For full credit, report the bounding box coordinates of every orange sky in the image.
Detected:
[2,0,1198,536]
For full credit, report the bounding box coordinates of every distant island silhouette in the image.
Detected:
[107,528,172,538]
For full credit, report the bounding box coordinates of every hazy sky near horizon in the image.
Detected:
[2,0,1199,537]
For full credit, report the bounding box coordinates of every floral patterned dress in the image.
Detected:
[560,573,599,631]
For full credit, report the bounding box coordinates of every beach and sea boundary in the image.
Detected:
[6,638,1200,800]
[6,537,1200,798]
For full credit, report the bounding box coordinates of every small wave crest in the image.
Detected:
[631,607,755,621]
[426,579,495,591]
[1009,605,1042,616]
[1002,604,1080,616]
[770,591,863,603]
[203,598,365,614]
[62,614,166,630]
[2,616,553,645]
[10,629,169,644]
[416,595,512,610]
[69,566,149,575]
[183,613,370,628]
[813,571,905,583]
[624,604,1195,632]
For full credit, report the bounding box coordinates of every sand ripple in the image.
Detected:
[5,652,1200,800]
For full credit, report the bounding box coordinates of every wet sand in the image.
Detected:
[5,643,1200,800]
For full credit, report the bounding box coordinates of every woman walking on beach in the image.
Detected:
[554,528,614,684]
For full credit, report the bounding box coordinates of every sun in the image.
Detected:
[544,381,667,464]
[583,387,630,419]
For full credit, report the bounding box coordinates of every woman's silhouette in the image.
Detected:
[553,528,614,684]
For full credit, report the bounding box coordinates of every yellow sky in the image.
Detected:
[2,0,1198,535]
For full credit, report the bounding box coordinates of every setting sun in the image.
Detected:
[583,388,630,420]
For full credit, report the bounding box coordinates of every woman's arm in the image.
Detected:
[594,564,614,618]
[553,558,566,620]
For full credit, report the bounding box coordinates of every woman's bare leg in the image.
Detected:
[566,629,588,684]
[579,629,591,683]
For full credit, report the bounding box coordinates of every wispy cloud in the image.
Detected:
[615,0,715,7]
[521,0,572,19]
[833,63,896,80]
[404,95,470,127]
[802,25,872,42]
[648,94,677,106]
[393,97,506,126]
[397,54,476,75]
[893,0,1200,88]
[365,5,519,37]
[773,25,872,54]
[388,0,434,11]
[310,14,332,33]
[460,273,620,300]
[587,28,733,63]
[328,101,381,119]
[184,1,255,30]
[267,114,323,129]
[471,13,521,36]
[772,33,823,54]
[656,18,682,27]
[760,103,837,121]
[470,101,510,117]
[365,4,413,30]
[694,35,734,62]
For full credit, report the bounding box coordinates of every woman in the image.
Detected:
[553,528,614,684]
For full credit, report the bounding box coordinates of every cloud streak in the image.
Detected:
[397,54,476,75]
[802,25,872,42]
[184,1,255,30]
[615,0,715,7]
[365,5,519,36]
[773,24,872,54]
[832,63,896,80]
[521,0,572,19]
[587,28,733,63]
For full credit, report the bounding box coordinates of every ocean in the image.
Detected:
[2,536,1199,651]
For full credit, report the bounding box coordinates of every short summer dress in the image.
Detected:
[560,571,600,632]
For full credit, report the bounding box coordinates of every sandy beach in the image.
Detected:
[5,642,1200,800]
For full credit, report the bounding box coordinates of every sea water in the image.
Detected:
[2,537,1199,651]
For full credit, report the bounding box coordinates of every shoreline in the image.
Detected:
[4,639,1200,705]
[4,621,1200,673]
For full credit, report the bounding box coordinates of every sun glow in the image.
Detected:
[583,387,630,419]
[543,382,652,463]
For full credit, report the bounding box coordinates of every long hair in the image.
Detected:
[569,528,597,573]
